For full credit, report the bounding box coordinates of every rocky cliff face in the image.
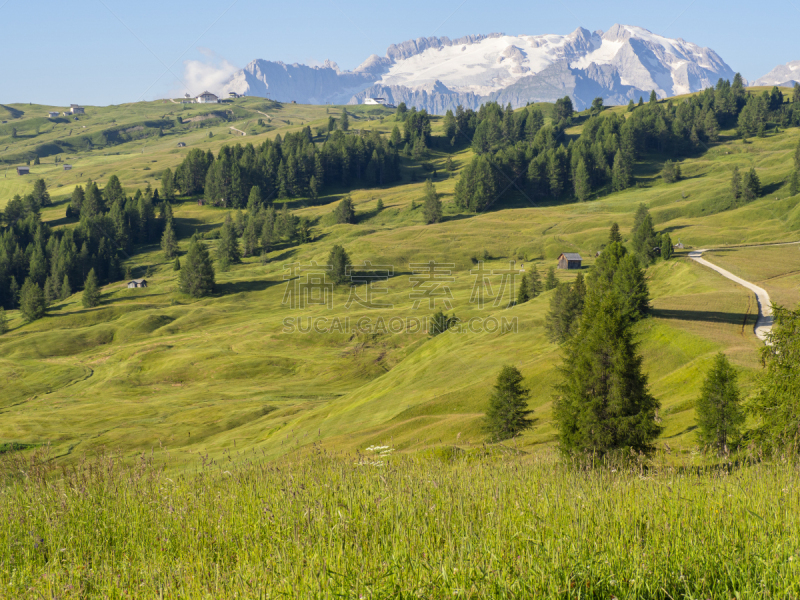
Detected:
[753,61,800,87]
[220,25,738,113]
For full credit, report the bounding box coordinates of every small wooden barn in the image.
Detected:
[557,252,582,270]
[127,279,148,288]
[16,166,29,176]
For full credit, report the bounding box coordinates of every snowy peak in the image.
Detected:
[220,25,738,113]
[754,60,800,87]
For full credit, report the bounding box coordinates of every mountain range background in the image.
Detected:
[212,24,799,114]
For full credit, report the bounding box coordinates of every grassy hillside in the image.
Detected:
[1,92,800,468]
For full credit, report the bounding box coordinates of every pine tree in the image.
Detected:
[216,214,241,271]
[340,108,349,131]
[376,198,384,212]
[528,265,543,298]
[161,218,178,259]
[695,353,745,456]
[173,257,181,271]
[661,233,673,260]
[60,274,71,300]
[242,216,259,257]
[545,267,558,291]
[649,90,658,104]
[554,291,662,456]
[334,196,355,224]
[516,274,530,304]
[422,179,442,224]
[0,308,8,335]
[160,167,175,200]
[20,278,45,322]
[611,150,632,191]
[82,268,101,308]
[609,222,622,243]
[545,276,585,344]
[179,235,215,297]
[246,185,263,212]
[573,159,591,201]
[485,365,533,442]
[743,167,761,202]
[627,99,635,112]
[731,167,742,202]
[328,244,351,285]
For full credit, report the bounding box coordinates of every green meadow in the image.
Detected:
[1,89,800,597]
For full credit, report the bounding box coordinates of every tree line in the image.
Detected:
[453,76,800,211]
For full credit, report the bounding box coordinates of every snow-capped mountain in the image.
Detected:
[753,61,800,87]
[220,25,737,113]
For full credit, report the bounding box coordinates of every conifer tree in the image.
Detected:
[334,196,355,224]
[611,150,632,191]
[246,185,263,212]
[160,167,175,200]
[60,275,71,300]
[609,222,622,243]
[340,108,349,131]
[573,159,591,201]
[328,244,351,285]
[545,267,558,291]
[82,269,101,308]
[743,167,761,202]
[731,167,742,201]
[161,217,178,259]
[173,257,181,271]
[376,198,384,211]
[661,233,673,260]
[649,90,658,104]
[695,353,745,456]
[527,265,543,298]
[20,278,46,322]
[216,214,241,271]
[179,235,215,297]
[485,365,533,442]
[627,99,635,112]
[545,275,586,344]
[242,216,259,257]
[554,291,662,456]
[517,274,530,304]
[422,179,442,224]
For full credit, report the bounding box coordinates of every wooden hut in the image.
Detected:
[557,253,582,270]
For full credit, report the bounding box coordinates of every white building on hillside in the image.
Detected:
[48,112,59,119]
[363,97,396,108]
[196,91,219,104]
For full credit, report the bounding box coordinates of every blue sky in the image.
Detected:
[1,0,797,106]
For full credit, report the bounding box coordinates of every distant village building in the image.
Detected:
[363,97,396,108]
[63,164,72,171]
[195,91,219,104]
[127,279,148,289]
[70,104,85,115]
[48,111,59,119]
[557,252,582,270]
[228,91,239,99]
[16,166,30,176]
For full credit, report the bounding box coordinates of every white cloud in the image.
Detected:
[175,48,239,97]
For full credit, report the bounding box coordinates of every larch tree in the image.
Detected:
[485,365,534,442]
[216,213,241,271]
[422,179,442,224]
[695,353,745,456]
[179,235,215,297]
[82,269,101,308]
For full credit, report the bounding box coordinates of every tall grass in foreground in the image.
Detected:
[1,447,799,599]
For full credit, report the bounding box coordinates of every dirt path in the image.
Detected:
[688,249,774,342]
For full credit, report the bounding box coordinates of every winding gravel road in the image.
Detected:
[688,249,774,342]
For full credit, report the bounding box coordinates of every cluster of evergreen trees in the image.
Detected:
[171,127,407,208]
[453,76,800,211]
[0,176,167,317]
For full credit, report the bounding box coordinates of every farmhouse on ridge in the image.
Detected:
[196,91,219,104]
[69,104,85,115]
[557,253,582,270]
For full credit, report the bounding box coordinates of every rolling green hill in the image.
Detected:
[2,90,799,468]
